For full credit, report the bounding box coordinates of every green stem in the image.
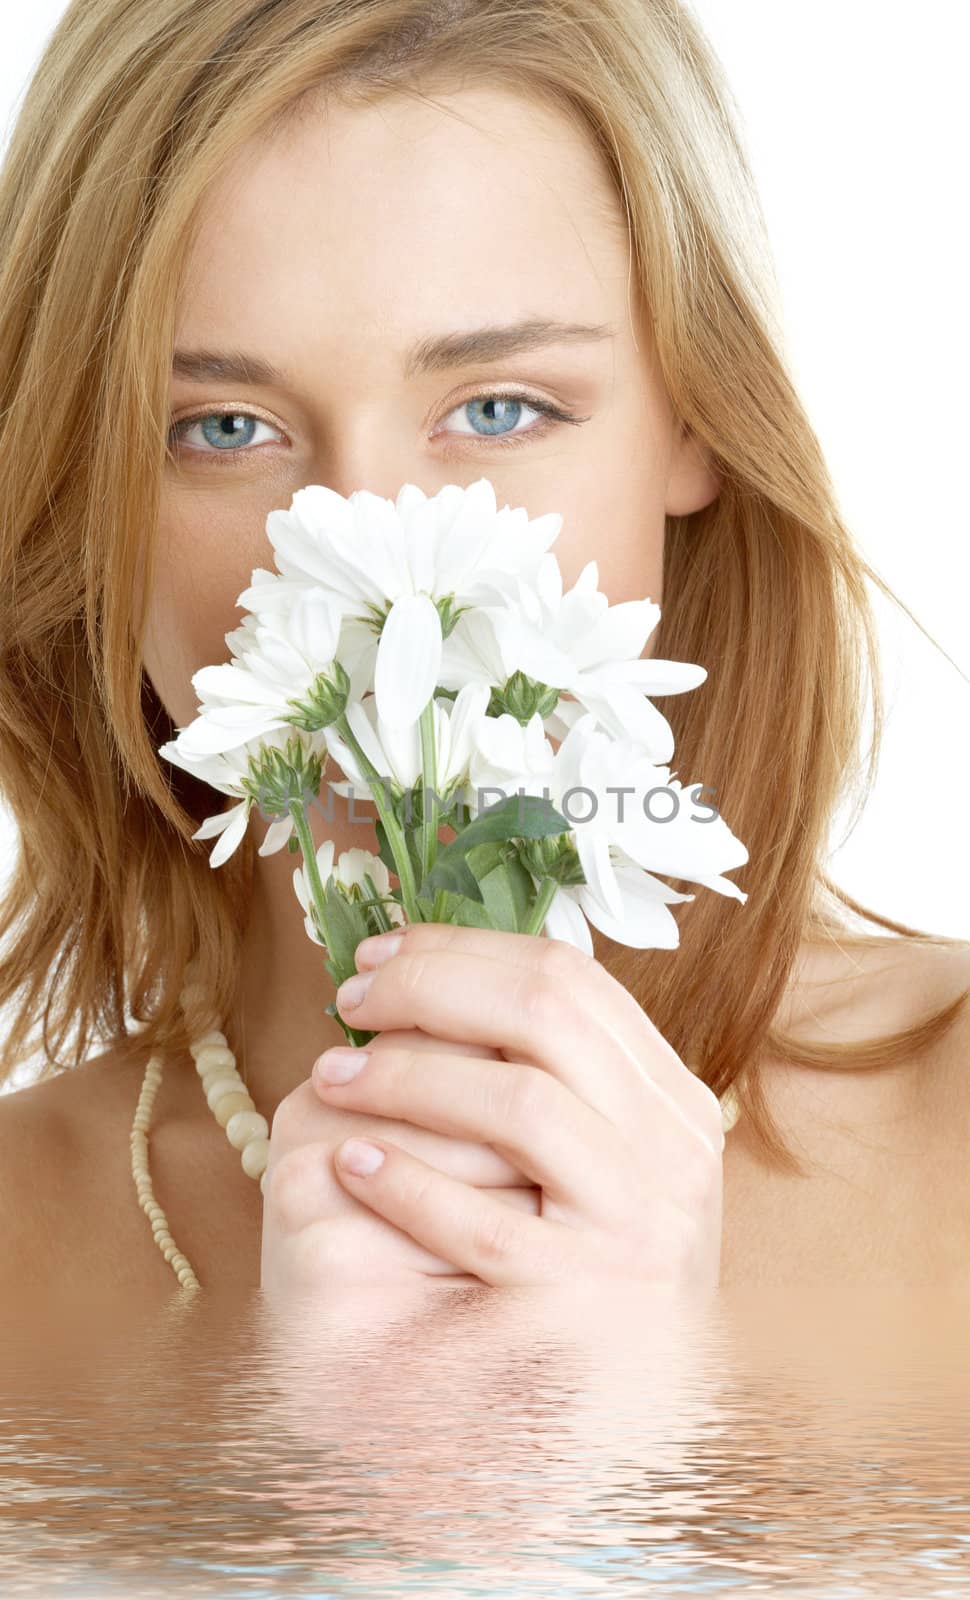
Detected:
[288,799,337,950]
[334,714,422,923]
[362,872,394,935]
[418,699,439,884]
[290,800,370,1046]
[522,875,559,937]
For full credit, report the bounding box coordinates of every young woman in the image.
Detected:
[0,0,967,1305]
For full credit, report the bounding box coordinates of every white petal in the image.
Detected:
[489,611,577,687]
[572,599,661,669]
[177,708,287,757]
[573,830,624,921]
[443,682,492,784]
[257,815,296,857]
[288,588,344,666]
[207,802,251,868]
[315,839,336,882]
[375,593,442,728]
[577,875,686,949]
[535,553,563,612]
[192,805,241,841]
[343,698,394,782]
[686,872,748,904]
[192,662,284,706]
[580,688,675,763]
[607,658,708,695]
[576,560,599,593]
[437,608,504,691]
[292,865,309,914]
[541,886,595,954]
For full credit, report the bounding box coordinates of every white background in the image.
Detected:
[1,1,967,1082]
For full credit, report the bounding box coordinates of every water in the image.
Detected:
[1,1282,968,1598]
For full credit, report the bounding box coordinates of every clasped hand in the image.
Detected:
[260,923,725,1298]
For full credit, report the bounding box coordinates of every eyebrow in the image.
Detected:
[171,318,615,387]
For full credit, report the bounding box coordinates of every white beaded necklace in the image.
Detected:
[129,959,743,1292]
[129,958,269,1292]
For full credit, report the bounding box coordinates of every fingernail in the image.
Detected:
[337,1138,385,1176]
[337,970,376,1012]
[357,931,404,967]
[314,1047,369,1084]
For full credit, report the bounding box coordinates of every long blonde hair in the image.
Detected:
[0,0,965,1172]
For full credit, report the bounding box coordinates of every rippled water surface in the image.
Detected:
[1,1283,969,1598]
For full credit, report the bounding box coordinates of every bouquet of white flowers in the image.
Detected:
[160,477,748,1045]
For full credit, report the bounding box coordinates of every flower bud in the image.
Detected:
[517,832,586,886]
[488,670,560,725]
[241,736,324,817]
[284,659,350,731]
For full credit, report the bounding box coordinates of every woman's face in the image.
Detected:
[145,83,722,729]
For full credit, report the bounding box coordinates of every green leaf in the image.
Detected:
[464,840,510,881]
[320,878,370,986]
[373,818,398,878]
[391,789,427,879]
[417,851,484,903]
[422,793,569,896]
[418,888,497,929]
[478,856,537,933]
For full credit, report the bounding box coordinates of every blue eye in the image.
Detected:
[168,412,281,456]
[444,394,556,440]
[167,391,583,465]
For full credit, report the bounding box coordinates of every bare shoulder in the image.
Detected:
[721,935,970,1288]
[780,932,970,1036]
[0,1042,151,1297]
[771,933,970,1109]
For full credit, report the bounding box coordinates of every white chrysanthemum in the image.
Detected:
[158,725,328,869]
[236,477,563,729]
[292,844,406,946]
[466,711,748,953]
[173,586,346,760]
[324,682,491,804]
[440,555,707,764]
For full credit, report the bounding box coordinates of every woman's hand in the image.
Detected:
[306,922,726,1298]
[260,1022,540,1297]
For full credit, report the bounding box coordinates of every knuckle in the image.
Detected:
[470,1205,521,1268]
[674,1148,721,1214]
[514,970,560,1030]
[269,1079,317,1148]
[368,1027,419,1053]
[289,1218,361,1286]
[268,1142,327,1233]
[496,1062,548,1129]
[539,937,594,982]
[395,951,431,1001]
[641,1199,699,1277]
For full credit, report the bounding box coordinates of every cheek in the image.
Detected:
[143,499,268,726]
[550,422,666,607]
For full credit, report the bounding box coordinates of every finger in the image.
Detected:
[268,1146,538,1279]
[313,1044,645,1223]
[332,1135,576,1288]
[336,940,720,1159]
[273,1076,526,1190]
[357,923,664,1064]
[357,925,692,1096]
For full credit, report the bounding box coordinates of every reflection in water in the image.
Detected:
[1,1283,969,1598]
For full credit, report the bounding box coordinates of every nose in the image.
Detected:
[301,415,440,506]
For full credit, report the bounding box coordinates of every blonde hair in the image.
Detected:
[0,0,965,1173]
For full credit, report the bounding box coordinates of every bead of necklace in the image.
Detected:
[130,960,268,1292]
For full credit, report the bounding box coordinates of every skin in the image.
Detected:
[141,83,726,1293]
